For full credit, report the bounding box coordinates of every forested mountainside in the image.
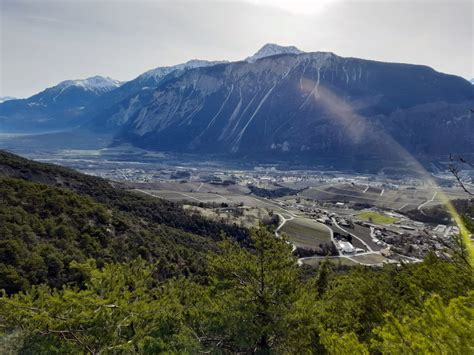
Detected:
[0,151,249,243]
[0,150,249,293]
[0,151,473,353]
[0,177,219,293]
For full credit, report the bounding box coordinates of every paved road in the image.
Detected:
[275,213,296,251]
[275,213,295,236]
[275,213,339,256]
[399,202,410,210]
[136,188,394,267]
[251,197,297,218]
[417,191,438,211]
[323,221,339,256]
[298,250,387,267]
[213,192,232,202]
[332,218,373,252]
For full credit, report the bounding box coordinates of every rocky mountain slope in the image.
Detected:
[0,76,121,132]
[85,59,227,130]
[0,60,228,133]
[2,44,473,166]
[110,50,474,163]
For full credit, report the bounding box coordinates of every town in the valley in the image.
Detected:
[18,146,473,268]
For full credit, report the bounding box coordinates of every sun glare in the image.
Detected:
[242,0,335,15]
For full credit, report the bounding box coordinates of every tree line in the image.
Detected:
[1,226,472,353]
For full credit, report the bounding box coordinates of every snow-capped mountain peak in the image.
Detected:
[245,43,304,62]
[138,59,228,83]
[56,75,122,94]
[0,96,16,104]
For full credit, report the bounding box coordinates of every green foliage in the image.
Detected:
[314,259,332,296]
[0,260,202,354]
[355,211,397,225]
[0,150,250,244]
[203,227,300,352]
[0,177,217,293]
[0,225,472,353]
[372,291,474,354]
[320,331,369,355]
[315,257,473,343]
[1,151,473,353]
[464,214,474,233]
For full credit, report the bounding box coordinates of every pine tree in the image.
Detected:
[372,291,474,354]
[204,226,299,353]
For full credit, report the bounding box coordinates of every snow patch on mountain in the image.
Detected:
[56,76,122,94]
[245,43,304,62]
[0,96,16,103]
[138,59,228,83]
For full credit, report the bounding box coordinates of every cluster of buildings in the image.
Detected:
[87,167,156,182]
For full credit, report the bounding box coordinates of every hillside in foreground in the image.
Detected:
[0,150,250,293]
[0,151,472,353]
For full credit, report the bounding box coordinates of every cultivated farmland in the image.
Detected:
[280,217,332,248]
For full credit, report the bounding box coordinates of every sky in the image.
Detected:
[0,0,472,98]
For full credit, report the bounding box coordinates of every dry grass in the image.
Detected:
[280,217,331,248]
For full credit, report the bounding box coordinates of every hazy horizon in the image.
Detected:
[1,0,473,98]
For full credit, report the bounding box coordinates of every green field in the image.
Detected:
[355,211,397,225]
[280,217,331,248]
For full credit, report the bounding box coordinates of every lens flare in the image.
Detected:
[299,78,474,266]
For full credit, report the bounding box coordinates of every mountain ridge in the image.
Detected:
[245,43,304,62]
[0,96,16,104]
[1,44,473,167]
[0,75,121,132]
[109,51,474,163]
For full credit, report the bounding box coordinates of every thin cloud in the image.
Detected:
[1,0,472,97]
[23,15,73,26]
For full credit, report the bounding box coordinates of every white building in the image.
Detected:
[337,240,355,254]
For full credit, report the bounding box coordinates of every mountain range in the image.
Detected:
[0,76,121,131]
[1,44,473,167]
[0,96,16,104]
